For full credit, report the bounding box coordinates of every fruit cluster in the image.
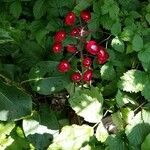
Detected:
[52,10,109,83]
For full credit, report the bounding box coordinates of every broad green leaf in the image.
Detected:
[29,61,70,95]
[33,0,47,19]
[88,13,100,31]
[73,0,93,15]
[101,0,119,20]
[141,133,150,150]
[118,69,146,93]
[120,28,134,41]
[112,111,124,131]
[145,13,150,25]
[106,134,128,150]
[0,82,32,121]
[116,90,137,107]
[6,127,30,150]
[138,43,150,63]
[23,104,59,150]
[142,79,150,101]
[111,22,121,36]
[100,62,116,80]
[69,87,103,123]
[125,110,150,147]
[48,124,94,150]
[111,37,125,53]
[62,37,78,46]
[9,1,22,18]
[0,122,15,150]
[132,34,143,51]
[95,122,109,142]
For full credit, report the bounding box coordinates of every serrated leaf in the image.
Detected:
[0,122,15,150]
[69,87,103,123]
[119,69,146,93]
[100,62,116,80]
[106,134,128,150]
[111,22,121,36]
[138,43,150,63]
[33,0,47,19]
[112,111,124,131]
[73,0,93,15]
[116,90,136,107]
[142,79,150,101]
[111,37,125,53]
[132,34,143,51]
[48,124,94,150]
[125,110,150,147]
[95,122,109,142]
[9,1,22,18]
[141,133,150,150]
[145,13,150,25]
[23,104,59,150]
[29,61,70,95]
[0,82,32,121]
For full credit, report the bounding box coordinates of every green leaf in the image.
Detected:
[23,104,59,150]
[9,1,22,18]
[48,124,94,150]
[73,0,93,15]
[100,62,116,80]
[111,22,121,36]
[125,110,150,147]
[138,43,150,63]
[33,0,47,19]
[132,34,143,51]
[0,82,32,121]
[0,122,15,150]
[29,61,70,95]
[116,90,136,108]
[6,127,30,150]
[111,37,125,53]
[142,79,150,101]
[141,133,150,150]
[118,69,146,93]
[69,87,103,123]
[88,13,100,31]
[62,37,78,46]
[101,0,119,20]
[112,111,124,131]
[145,13,150,25]
[106,134,128,150]
[95,122,109,142]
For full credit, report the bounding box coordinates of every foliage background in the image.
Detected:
[0,0,150,149]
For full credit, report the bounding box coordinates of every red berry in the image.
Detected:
[54,30,66,42]
[71,72,82,82]
[58,60,71,73]
[66,44,77,53]
[86,40,99,55]
[65,12,76,26]
[70,27,81,37]
[83,69,93,82]
[97,46,109,64]
[82,57,92,68]
[52,42,62,53]
[80,10,91,22]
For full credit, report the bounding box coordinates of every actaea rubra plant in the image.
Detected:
[51,10,109,84]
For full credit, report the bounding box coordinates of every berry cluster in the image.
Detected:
[52,10,109,83]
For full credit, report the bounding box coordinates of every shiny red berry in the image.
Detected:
[82,57,92,68]
[66,44,77,53]
[54,30,66,42]
[58,60,71,73]
[70,27,80,37]
[65,12,76,26]
[71,72,82,82]
[83,70,93,82]
[52,42,62,53]
[80,10,91,22]
[97,46,109,64]
[86,40,99,55]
